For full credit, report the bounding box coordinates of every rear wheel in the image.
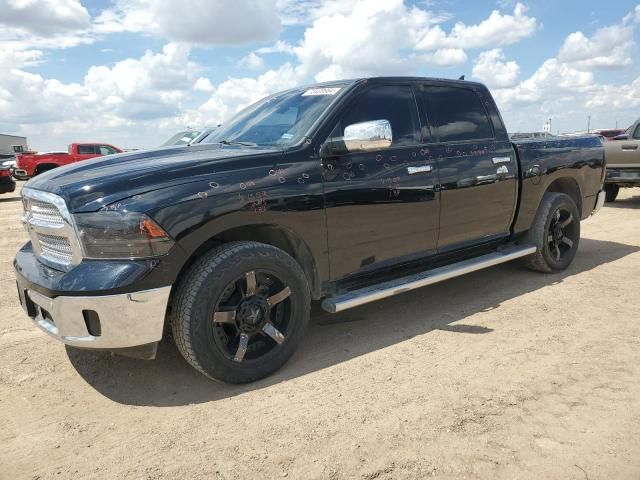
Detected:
[524,192,581,273]
[604,184,619,202]
[171,241,310,383]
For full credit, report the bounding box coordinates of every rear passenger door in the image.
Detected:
[420,84,517,250]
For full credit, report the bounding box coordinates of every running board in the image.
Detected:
[321,244,537,313]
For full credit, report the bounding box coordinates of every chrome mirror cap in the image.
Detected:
[343,119,392,152]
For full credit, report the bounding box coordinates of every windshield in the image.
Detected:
[204,85,348,147]
[161,130,201,146]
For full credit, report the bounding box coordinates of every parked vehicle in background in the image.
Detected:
[603,119,640,201]
[15,77,605,384]
[161,128,217,147]
[0,165,16,194]
[593,128,626,140]
[14,143,122,178]
[161,130,203,146]
[190,127,217,144]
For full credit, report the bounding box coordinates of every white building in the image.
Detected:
[0,134,28,158]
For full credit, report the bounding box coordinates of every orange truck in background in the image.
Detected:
[15,143,122,178]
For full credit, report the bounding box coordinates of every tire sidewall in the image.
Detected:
[185,244,310,383]
[540,195,580,271]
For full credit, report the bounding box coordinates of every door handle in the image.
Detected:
[492,156,511,164]
[622,145,638,150]
[407,165,433,175]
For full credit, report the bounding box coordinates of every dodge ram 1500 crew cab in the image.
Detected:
[15,77,606,384]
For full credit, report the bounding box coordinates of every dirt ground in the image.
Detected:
[1,183,640,480]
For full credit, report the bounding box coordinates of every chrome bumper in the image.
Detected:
[21,286,171,349]
[592,190,606,216]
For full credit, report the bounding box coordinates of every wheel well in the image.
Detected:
[172,224,321,302]
[546,177,582,213]
[34,163,59,175]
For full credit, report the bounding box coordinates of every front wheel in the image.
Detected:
[171,241,310,383]
[524,192,581,273]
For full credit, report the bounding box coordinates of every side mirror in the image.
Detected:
[613,134,629,140]
[321,119,392,156]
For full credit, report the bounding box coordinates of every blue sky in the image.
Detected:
[1,0,639,150]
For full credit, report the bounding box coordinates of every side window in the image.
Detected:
[423,86,494,142]
[632,125,640,139]
[77,145,96,154]
[99,145,117,155]
[333,85,421,147]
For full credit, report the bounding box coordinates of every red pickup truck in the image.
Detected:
[15,143,122,178]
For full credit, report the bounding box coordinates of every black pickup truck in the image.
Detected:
[15,77,606,383]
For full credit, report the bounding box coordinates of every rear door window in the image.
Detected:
[422,86,494,142]
[77,145,97,154]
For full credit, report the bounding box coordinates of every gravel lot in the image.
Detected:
[1,182,640,480]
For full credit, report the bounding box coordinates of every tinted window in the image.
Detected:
[633,125,640,139]
[77,145,96,154]
[423,86,494,142]
[335,85,421,147]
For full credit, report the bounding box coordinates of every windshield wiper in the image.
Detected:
[217,139,258,147]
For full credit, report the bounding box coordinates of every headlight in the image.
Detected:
[73,211,174,259]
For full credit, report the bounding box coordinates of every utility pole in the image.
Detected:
[587,115,591,134]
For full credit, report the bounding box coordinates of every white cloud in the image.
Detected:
[95,0,281,46]
[492,58,594,106]
[587,77,640,110]
[0,0,94,49]
[472,49,520,88]
[558,24,634,71]
[293,0,444,81]
[0,43,207,147]
[0,0,91,36]
[256,40,296,55]
[184,63,301,127]
[421,48,468,67]
[238,52,265,71]
[415,2,536,50]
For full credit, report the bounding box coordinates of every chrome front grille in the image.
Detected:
[30,200,65,227]
[21,188,82,271]
[37,233,74,263]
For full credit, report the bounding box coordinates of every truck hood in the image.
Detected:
[24,143,283,212]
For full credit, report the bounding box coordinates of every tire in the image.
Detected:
[34,165,58,176]
[604,184,619,203]
[524,192,581,273]
[171,241,311,384]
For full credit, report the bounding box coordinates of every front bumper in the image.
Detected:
[605,167,640,184]
[16,282,171,349]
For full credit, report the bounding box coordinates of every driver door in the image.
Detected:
[321,83,440,281]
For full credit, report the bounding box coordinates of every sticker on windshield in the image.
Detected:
[302,87,341,96]
[280,133,294,139]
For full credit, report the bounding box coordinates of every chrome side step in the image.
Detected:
[321,244,537,313]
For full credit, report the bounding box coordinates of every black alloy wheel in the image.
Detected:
[524,192,581,272]
[172,241,311,383]
[211,270,292,363]
[546,207,578,263]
